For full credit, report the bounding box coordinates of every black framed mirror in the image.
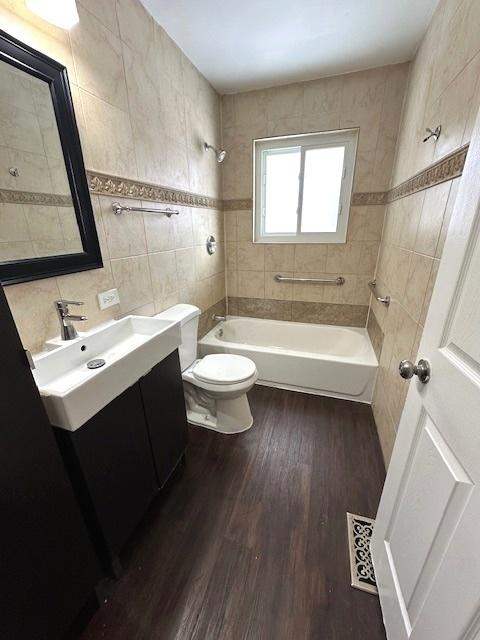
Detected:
[0,29,102,285]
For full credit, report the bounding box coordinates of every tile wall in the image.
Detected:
[0,0,225,353]
[370,0,480,466]
[221,64,409,325]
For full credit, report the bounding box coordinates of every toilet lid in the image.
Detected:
[193,354,256,385]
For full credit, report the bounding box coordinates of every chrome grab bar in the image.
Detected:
[275,274,345,285]
[368,279,390,305]
[112,202,180,217]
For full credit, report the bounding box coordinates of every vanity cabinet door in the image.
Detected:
[55,383,158,565]
[140,350,189,487]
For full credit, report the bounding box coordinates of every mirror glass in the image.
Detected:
[0,59,82,263]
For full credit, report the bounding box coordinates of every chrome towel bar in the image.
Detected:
[112,202,180,217]
[275,274,345,285]
[368,279,390,305]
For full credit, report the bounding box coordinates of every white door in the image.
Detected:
[371,106,480,640]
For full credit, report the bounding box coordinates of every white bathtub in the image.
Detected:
[199,316,378,403]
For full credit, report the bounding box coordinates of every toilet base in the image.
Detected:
[186,394,254,435]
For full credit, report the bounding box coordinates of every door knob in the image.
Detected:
[399,359,431,384]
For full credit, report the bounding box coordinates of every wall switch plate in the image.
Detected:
[98,288,120,310]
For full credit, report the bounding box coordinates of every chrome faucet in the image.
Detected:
[54,299,88,340]
[212,314,226,323]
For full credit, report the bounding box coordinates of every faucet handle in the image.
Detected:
[54,299,84,312]
[55,299,84,306]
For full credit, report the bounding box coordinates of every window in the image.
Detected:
[253,129,358,243]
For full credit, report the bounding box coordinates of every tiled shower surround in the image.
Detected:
[222,63,409,326]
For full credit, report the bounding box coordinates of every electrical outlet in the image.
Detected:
[97,288,120,310]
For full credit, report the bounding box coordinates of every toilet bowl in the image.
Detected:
[155,305,258,434]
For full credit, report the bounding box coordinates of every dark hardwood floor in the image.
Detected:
[81,386,386,640]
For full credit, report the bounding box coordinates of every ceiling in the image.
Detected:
[141,0,441,94]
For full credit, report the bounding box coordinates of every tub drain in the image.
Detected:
[87,358,106,369]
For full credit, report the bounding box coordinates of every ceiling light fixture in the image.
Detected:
[25,0,79,30]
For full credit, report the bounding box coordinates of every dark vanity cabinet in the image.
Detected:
[0,286,100,640]
[55,349,189,571]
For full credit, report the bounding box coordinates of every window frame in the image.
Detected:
[253,129,358,244]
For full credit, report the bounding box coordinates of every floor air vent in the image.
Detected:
[347,512,378,595]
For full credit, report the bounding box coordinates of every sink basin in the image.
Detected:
[33,315,181,431]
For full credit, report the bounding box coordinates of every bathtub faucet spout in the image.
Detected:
[212,314,226,323]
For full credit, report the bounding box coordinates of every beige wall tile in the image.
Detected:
[79,0,119,35]
[224,211,237,243]
[100,196,147,259]
[403,253,433,323]
[149,251,178,304]
[264,271,293,300]
[264,244,295,271]
[237,241,264,271]
[70,5,128,111]
[174,207,195,250]
[294,244,328,272]
[372,378,397,468]
[80,90,135,177]
[398,191,425,251]
[0,240,35,260]
[415,181,452,256]
[346,207,366,242]
[365,207,386,242]
[4,277,61,351]
[326,243,362,274]
[194,244,212,281]
[419,258,440,326]
[358,242,380,275]
[236,211,253,242]
[437,179,460,258]
[116,0,154,56]
[0,203,29,242]
[111,254,152,314]
[175,247,196,289]
[292,272,326,303]
[143,205,177,253]
[237,270,264,299]
[56,262,117,330]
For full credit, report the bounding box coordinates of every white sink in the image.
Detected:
[33,315,181,431]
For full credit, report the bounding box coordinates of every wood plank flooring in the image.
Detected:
[81,386,386,640]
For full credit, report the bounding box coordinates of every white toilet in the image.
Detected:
[155,304,258,434]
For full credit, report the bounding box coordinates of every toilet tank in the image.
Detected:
[154,304,200,371]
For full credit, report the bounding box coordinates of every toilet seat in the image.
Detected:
[192,354,257,385]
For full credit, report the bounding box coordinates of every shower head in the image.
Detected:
[204,142,227,163]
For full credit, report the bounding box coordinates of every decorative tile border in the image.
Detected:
[223,198,253,211]
[351,192,387,206]
[0,188,73,207]
[4,144,463,215]
[222,144,470,211]
[87,170,222,210]
[388,144,468,203]
[224,194,388,211]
